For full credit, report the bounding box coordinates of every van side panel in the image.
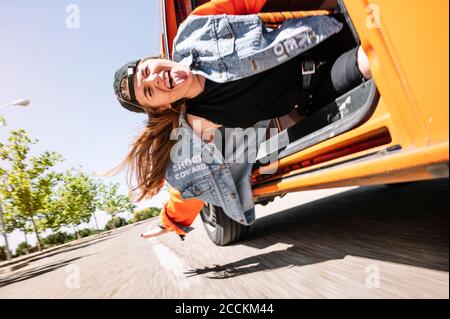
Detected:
[344,0,449,145]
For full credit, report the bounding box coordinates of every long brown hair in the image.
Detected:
[122,98,185,201]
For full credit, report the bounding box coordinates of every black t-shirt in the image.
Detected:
[186,56,303,128]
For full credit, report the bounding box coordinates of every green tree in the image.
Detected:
[0,130,63,251]
[36,173,67,236]
[42,231,74,246]
[104,217,127,230]
[131,207,160,223]
[52,169,98,240]
[78,228,96,238]
[37,209,63,235]
[3,207,33,254]
[15,241,32,257]
[98,183,136,229]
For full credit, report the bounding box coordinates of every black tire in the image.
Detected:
[200,204,250,246]
[385,181,418,187]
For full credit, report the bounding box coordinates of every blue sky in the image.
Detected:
[0,0,169,250]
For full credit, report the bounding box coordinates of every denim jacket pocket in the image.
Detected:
[215,16,235,58]
[180,178,213,199]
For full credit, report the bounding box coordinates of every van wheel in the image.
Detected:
[385,181,417,187]
[200,204,250,246]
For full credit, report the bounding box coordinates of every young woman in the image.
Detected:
[113,0,372,240]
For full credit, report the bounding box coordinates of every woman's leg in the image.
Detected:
[312,46,371,106]
[330,46,371,92]
[357,46,371,79]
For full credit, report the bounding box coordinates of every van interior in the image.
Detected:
[255,0,380,167]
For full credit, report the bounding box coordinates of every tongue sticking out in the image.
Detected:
[170,70,188,87]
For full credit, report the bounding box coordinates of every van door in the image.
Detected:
[343,0,449,146]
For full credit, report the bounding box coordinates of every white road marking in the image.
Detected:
[147,238,200,290]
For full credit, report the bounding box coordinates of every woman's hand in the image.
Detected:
[140,226,168,239]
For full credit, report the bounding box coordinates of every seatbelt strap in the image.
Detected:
[301,58,316,89]
[298,56,327,116]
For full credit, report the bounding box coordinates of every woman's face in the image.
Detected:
[133,58,195,110]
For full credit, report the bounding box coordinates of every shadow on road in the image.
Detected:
[0,255,94,288]
[186,179,448,279]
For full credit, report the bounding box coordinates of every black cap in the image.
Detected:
[113,59,146,113]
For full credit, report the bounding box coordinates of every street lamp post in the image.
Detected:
[0,99,30,111]
[0,99,30,261]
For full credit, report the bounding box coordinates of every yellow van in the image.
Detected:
[161,0,449,245]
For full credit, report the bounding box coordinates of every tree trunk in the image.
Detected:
[111,214,116,230]
[92,212,100,233]
[23,230,29,255]
[0,205,12,261]
[72,225,80,240]
[30,217,42,251]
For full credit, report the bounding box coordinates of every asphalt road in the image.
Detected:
[0,179,448,298]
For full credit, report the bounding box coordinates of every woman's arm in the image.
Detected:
[141,185,205,238]
[192,0,267,15]
[191,0,338,15]
[259,0,337,12]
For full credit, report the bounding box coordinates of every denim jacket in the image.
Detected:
[173,14,342,82]
[166,106,270,225]
[166,14,343,226]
